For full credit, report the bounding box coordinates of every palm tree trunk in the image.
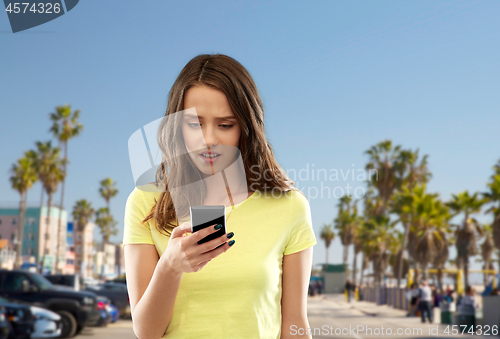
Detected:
[422,262,428,280]
[15,193,27,269]
[326,247,329,265]
[437,268,444,294]
[343,245,349,266]
[413,261,420,286]
[397,221,409,287]
[352,252,358,286]
[54,142,68,274]
[361,252,367,286]
[36,189,44,273]
[464,257,470,287]
[483,260,491,287]
[41,193,53,273]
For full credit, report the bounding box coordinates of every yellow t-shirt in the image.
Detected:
[123,185,317,339]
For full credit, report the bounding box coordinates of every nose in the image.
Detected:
[201,124,218,148]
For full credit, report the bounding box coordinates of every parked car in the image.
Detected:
[108,277,126,285]
[106,303,119,323]
[30,306,62,338]
[0,270,99,338]
[44,275,130,319]
[90,297,111,327]
[43,275,81,291]
[0,306,10,339]
[84,284,130,318]
[0,297,34,339]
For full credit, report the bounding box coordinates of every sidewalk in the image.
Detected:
[316,293,441,322]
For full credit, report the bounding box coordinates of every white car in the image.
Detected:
[30,306,62,338]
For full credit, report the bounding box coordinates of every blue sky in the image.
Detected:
[1,1,499,281]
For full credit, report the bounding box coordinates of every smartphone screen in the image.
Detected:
[190,205,226,248]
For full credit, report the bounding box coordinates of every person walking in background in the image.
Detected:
[407,283,419,317]
[345,279,354,303]
[316,280,323,295]
[460,286,478,309]
[416,279,433,323]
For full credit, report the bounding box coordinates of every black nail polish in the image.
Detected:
[227,232,234,239]
[215,224,222,230]
[228,240,235,246]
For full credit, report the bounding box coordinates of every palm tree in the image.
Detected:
[97,177,119,259]
[351,218,364,286]
[360,214,398,284]
[411,187,450,281]
[72,200,95,275]
[50,104,83,273]
[389,233,409,284]
[483,161,500,251]
[9,153,38,268]
[359,188,378,285]
[364,140,402,215]
[392,149,432,286]
[35,141,65,273]
[480,224,494,287]
[447,191,487,287]
[320,223,335,265]
[99,178,118,211]
[95,207,118,245]
[333,196,358,265]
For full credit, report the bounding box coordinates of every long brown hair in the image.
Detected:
[143,53,296,236]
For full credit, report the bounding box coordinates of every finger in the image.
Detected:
[188,223,222,245]
[171,222,192,239]
[199,240,234,262]
[199,232,233,254]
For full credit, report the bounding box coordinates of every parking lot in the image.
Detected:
[80,319,135,339]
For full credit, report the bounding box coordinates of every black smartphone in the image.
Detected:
[190,205,226,248]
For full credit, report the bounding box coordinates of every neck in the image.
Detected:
[201,160,248,206]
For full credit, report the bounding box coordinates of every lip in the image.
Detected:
[199,153,221,164]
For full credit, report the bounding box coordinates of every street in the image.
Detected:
[80,295,493,338]
[307,294,490,339]
[79,320,136,339]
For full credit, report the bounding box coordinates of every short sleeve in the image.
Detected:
[123,187,155,246]
[283,190,317,255]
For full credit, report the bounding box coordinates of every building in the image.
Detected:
[0,206,68,273]
[0,240,15,269]
[320,263,348,293]
[74,222,95,278]
[115,242,124,276]
[94,242,117,279]
[65,222,75,274]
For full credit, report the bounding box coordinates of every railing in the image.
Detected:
[360,286,409,311]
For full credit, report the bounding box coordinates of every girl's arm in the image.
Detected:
[124,243,183,339]
[124,223,232,339]
[281,247,314,339]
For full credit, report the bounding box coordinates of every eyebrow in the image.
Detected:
[184,114,236,120]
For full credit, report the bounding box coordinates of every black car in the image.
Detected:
[84,284,130,318]
[45,275,130,319]
[0,297,34,339]
[0,270,99,338]
[0,305,10,339]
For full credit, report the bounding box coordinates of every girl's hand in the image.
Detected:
[159,222,235,275]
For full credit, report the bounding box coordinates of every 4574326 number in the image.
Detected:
[5,2,62,14]
[444,324,498,336]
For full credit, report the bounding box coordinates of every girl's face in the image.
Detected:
[182,85,241,175]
